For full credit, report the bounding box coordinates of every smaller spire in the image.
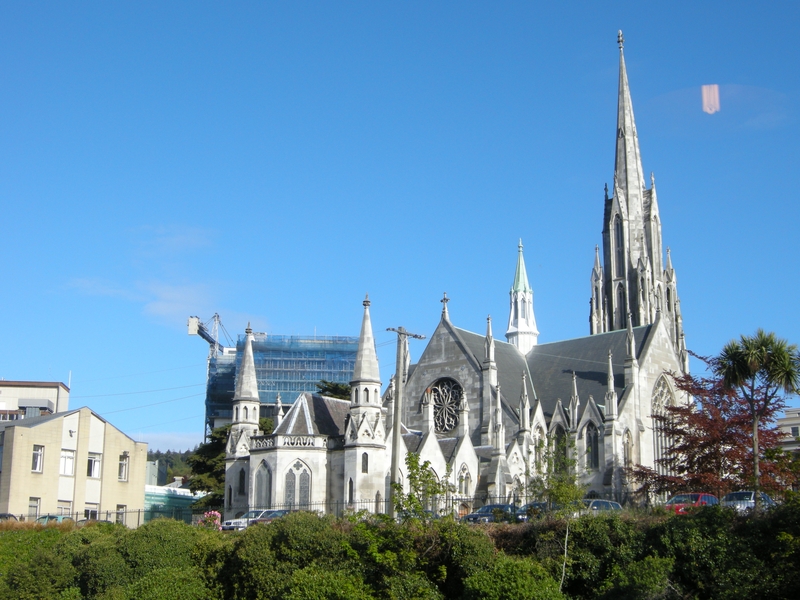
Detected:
[666,247,673,271]
[604,182,609,201]
[484,315,495,363]
[458,390,470,437]
[519,372,531,433]
[275,393,284,427]
[441,292,450,320]
[594,245,602,271]
[618,30,624,49]
[511,240,533,293]
[650,171,656,188]
[352,294,380,384]
[605,350,618,419]
[626,314,636,358]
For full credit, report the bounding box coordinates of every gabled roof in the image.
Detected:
[452,327,531,420]
[402,432,424,453]
[527,325,651,420]
[438,437,459,463]
[273,392,350,437]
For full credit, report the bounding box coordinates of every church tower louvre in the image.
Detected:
[506,240,539,354]
[592,31,684,353]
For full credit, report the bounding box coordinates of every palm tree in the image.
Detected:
[715,330,800,511]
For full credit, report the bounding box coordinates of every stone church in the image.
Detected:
[224,32,689,519]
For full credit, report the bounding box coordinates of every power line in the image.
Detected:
[77,363,206,384]
[72,383,205,399]
[100,392,205,415]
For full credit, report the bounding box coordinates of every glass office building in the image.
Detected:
[203,334,358,436]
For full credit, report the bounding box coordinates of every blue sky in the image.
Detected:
[2,2,798,451]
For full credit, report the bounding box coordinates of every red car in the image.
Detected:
[664,493,719,514]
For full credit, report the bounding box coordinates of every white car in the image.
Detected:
[720,491,776,514]
[222,509,272,530]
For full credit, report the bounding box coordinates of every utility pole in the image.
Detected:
[387,326,425,519]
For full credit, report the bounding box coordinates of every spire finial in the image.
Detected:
[363,293,371,308]
[604,182,609,200]
[246,322,252,334]
[518,238,523,252]
[618,30,624,49]
[441,292,449,316]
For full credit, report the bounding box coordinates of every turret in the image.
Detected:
[231,324,261,437]
[506,240,539,353]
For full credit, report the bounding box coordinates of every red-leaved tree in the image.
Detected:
[630,353,795,500]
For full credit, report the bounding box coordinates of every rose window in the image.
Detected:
[430,378,463,433]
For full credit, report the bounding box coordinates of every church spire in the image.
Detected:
[352,295,380,385]
[505,240,539,353]
[484,315,495,364]
[231,324,260,435]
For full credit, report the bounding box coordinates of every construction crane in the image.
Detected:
[188,313,233,357]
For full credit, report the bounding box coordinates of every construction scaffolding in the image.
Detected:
[202,332,358,437]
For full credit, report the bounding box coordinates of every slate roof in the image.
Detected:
[273,392,350,437]
[437,437,459,463]
[402,432,424,453]
[452,327,531,423]
[526,325,652,420]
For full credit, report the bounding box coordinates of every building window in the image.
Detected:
[792,426,799,438]
[116,505,126,525]
[430,378,463,433]
[238,468,246,495]
[87,453,102,478]
[614,215,624,276]
[84,503,98,520]
[348,478,354,504]
[255,463,272,510]
[361,452,368,474]
[31,445,44,472]
[285,470,296,507]
[57,500,72,517]
[652,376,675,477]
[585,423,600,470]
[60,449,75,476]
[28,497,40,518]
[299,470,310,508]
[118,454,129,481]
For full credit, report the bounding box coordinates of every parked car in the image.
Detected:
[581,499,622,515]
[0,513,18,522]
[222,509,273,530]
[516,501,548,522]
[249,509,291,525]
[35,515,75,525]
[720,491,776,513]
[461,504,516,524]
[664,493,719,514]
[77,519,114,527]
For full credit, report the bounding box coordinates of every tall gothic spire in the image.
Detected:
[615,30,647,227]
[506,240,539,353]
[589,31,685,366]
[352,295,380,385]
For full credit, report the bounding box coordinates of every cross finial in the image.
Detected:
[363,293,371,308]
[618,30,624,49]
[441,292,449,308]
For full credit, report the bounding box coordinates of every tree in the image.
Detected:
[186,425,231,507]
[630,352,795,500]
[316,380,351,399]
[716,330,800,511]
[392,453,455,521]
[186,419,274,508]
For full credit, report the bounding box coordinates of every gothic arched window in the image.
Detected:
[255,462,272,509]
[651,376,675,477]
[616,285,626,329]
[375,491,383,513]
[429,378,463,433]
[238,468,246,495]
[348,478,354,505]
[623,430,633,468]
[299,470,310,508]
[285,470,296,507]
[364,388,370,403]
[614,215,624,276]
[362,452,369,474]
[553,425,568,474]
[243,406,248,421]
[586,423,599,470]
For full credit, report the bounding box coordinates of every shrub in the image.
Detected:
[462,555,564,600]
[284,566,374,600]
[124,566,210,600]
[117,519,200,577]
